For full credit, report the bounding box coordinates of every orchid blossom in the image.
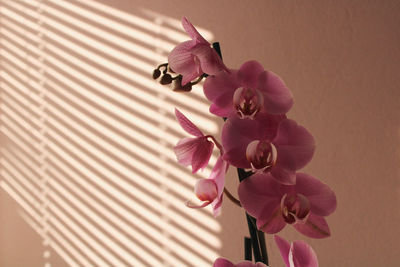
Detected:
[213,257,267,267]
[154,16,337,267]
[274,235,319,267]
[168,17,228,85]
[173,108,215,173]
[238,172,336,238]
[186,156,228,217]
[222,114,315,184]
[203,60,293,119]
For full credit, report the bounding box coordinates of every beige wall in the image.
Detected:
[1,0,399,266]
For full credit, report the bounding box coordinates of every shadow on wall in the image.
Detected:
[0,1,221,266]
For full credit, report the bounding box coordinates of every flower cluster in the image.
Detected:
[153,17,336,267]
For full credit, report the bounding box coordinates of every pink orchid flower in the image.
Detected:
[168,17,228,85]
[238,172,336,238]
[213,257,267,267]
[186,156,228,217]
[274,235,318,267]
[222,114,315,184]
[173,108,214,173]
[203,60,293,119]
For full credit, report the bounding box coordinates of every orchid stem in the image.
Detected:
[246,213,262,262]
[223,187,241,207]
[244,237,252,261]
[257,230,268,266]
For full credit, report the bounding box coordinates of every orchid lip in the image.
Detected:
[246,140,277,173]
[233,87,264,119]
[280,193,311,224]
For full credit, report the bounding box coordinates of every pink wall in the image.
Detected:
[1,0,399,266]
[112,0,400,266]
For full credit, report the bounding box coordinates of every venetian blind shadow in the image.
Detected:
[0,0,221,266]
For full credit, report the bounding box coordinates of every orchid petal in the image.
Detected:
[290,240,319,267]
[210,157,228,217]
[237,60,265,88]
[295,173,337,216]
[257,204,286,234]
[238,173,285,233]
[274,235,291,267]
[270,167,296,185]
[258,71,294,114]
[181,17,208,44]
[293,213,331,239]
[175,108,203,137]
[192,45,228,75]
[174,136,214,174]
[191,138,214,173]
[273,119,315,174]
[210,104,235,118]
[194,179,218,201]
[168,40,199,78]
[222,114,285,168]
[203,70,239,108]
[185,200,211,209]
[213,258,235,267]
[213,258,267,267]
[174,137,200,166]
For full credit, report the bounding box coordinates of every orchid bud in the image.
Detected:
[172,76,192,92]
[160,74,172,85]
[152,69,161,79]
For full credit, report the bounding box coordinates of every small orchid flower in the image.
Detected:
[168,17,228,86]
[173,108,214,173]
[204,60,293,119]
[238,172,336,238]
[213,257,267,267]
[186,156,228,217]
[274,235,319,267]
[222,114,315,184]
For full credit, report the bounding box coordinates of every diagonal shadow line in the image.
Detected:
[56,0,190,44]
[47,202,115,267]
[46,138,219,266]
[1,8,217,144]
[2,1,214,121]
[0,103,41,159]
[44,113,221,240]
[47,181,157,267]
[1,87,42,144]
[45,120,223,248]
[2,180,85,267]
[46,143,220,260]
[0,47,209,210]
[44,0,160,65]
[1,146,42,191]
[47,158,194,267]
[1,152,42,204]
[20,210,82,267]
[0,36,184,178]
[0,164,42,216]
[39,56,217,182]
[2,31,216,232]
[0,0,222,264]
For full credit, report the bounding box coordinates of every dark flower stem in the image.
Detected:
[244,237,252,261]
[223,187,241,207]
[237,168,268,265]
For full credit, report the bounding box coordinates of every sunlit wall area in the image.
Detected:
[0,0,221,266]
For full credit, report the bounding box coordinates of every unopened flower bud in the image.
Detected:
[152,69,161,79]
[172,76,192,92]
[160,74,172,85]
